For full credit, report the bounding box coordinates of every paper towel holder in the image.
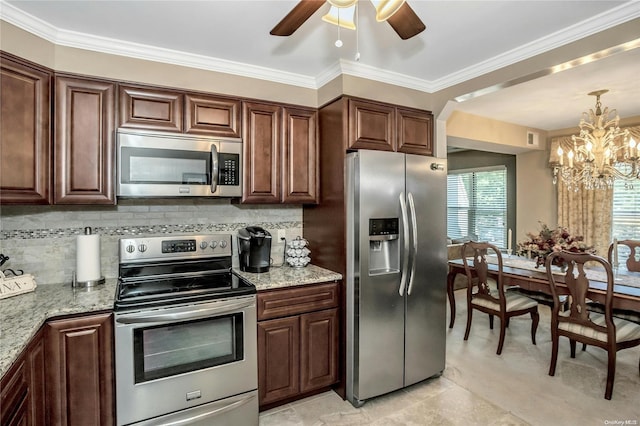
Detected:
[72,227,105,289]
[72,271,105,289]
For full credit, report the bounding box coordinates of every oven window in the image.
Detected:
[133,313,243,383]
[121,147,211,185]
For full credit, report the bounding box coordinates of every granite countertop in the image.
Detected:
[233,264,342,291]
[0,279,118,378]
[1,264,341,379]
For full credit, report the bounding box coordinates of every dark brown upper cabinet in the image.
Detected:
[347,98,396,151]
[242,101,282,203]
[242,102,318,204]
[119,84,242,138]
[0,53,52,205]
[282,107,318,204]
[119,85,183,132]
[54,75,116,204]
[343,97,433,156]
[396,106,434,156]
[185,94,241,138]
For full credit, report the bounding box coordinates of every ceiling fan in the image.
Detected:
[270,0,426,40]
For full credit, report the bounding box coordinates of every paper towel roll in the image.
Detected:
[76,232,101,282]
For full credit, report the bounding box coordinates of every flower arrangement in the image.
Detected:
[516,222,596,268]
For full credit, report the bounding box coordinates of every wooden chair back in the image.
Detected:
[462,241,505,310]
[608,239,640,272]
[546,251,615,342]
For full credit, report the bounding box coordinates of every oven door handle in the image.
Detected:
[115,299,254,324]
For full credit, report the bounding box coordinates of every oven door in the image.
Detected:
[114,295,257,426]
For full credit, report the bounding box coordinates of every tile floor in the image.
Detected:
[258,289,640,425]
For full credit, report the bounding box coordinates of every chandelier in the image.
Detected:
[553,90,638,190]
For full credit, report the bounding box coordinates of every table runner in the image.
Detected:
[485,255,640,290]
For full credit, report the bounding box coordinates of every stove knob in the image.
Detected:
[200,241,208,250]
[138,243,147,253]
[210,241,218,249]
[219,240,227,249]
[126,244,136,253]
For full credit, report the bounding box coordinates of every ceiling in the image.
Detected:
[2,0,640,133]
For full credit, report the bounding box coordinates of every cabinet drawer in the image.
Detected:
[257,282,339,320]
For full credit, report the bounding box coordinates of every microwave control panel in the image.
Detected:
[218,153,240,186]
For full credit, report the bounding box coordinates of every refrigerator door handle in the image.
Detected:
[399,192,409,296]
[407,192,418,295]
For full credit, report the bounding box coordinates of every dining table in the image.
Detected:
[447,255,640,328]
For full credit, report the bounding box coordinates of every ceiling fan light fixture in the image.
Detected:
[322,5,356,30]
[370,0,406,22]
[327,0,357,7]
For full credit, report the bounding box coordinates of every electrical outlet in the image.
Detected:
[277,229,286,241]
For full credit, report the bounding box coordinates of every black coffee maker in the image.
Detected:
[237,226,272,273]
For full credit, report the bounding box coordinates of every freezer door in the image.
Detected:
[404,154,447,386]
[346,150,406,403]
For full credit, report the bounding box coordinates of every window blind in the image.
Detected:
[612,180,640,241]
[447,166,507,248]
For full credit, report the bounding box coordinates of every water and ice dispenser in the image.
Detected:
[368,218,400,275]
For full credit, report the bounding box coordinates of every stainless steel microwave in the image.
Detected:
[117,130,242,198]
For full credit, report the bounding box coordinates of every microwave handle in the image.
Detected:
[211,144,219,193]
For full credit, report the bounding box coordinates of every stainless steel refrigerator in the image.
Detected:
[345,149,447,407]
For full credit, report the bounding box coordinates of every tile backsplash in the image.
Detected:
[0,199,303,285]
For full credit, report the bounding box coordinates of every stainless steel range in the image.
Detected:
[114,234,258,426]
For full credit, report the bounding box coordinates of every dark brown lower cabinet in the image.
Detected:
[45,312,114,426]
[300,308,339,393]
[0,328,45,426]
[257,282,340,409]
[258,316,301,405]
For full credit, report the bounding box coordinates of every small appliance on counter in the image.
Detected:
[238,227,272,273]
[73,227,105,288]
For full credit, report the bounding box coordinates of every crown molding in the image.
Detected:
[430,1,640,92]
[1,0,639,93]
[0,0,317,89]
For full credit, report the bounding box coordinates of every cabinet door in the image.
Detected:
[185,94,241,137]
[282,107,318,204]
[257,316,300,406]
[28,332,46,426]
[242,102,281,203]
[0,328,45,426]
[347,99,395,151]
[300,308,339,393]
[54,76,116,204]
[0,357,28,426]
[397,107,434,156]
[0,53,52,204]
[45,312,114,426]
[119,85,183,132]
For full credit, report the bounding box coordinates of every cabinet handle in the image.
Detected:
[211,144,219,193]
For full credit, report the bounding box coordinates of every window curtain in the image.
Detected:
[551,136,613,257]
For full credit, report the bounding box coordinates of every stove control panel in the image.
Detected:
[162,239,197,253]
[119,234,233,262]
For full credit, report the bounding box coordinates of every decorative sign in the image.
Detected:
[0,271,37,299]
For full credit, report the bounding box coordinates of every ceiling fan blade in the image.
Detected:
[270,0,326,36]
[386,2,425,40]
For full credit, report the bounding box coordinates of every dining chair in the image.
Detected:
[546,251,640,400]
[587,239,640,325]
[609,239,640,273]
[461,241,539,355]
